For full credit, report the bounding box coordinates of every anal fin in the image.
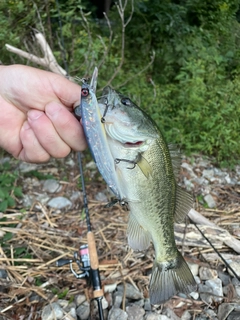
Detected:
[175,186,193,223]
[127,213,151,251]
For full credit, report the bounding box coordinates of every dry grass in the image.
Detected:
[0,154,240,319]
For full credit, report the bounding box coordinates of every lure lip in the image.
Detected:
[90,67,98,94]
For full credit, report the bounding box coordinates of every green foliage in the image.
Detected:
[24,170,55,180]
[51,287,69,299]
[0,161,22,212]
[119,0,240,165]
[0,0,239,165]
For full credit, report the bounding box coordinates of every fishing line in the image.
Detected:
[101,99,109,123]
[77,152,91,231]
[55,2,104,318]
[189,218,240,281]
[77,152,104,320]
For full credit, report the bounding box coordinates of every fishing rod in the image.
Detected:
[55,1,104,318]
[78,151,104,319]
[56,157,104,320]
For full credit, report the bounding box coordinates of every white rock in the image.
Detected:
[101,296,109,309]
[76,301,90,320]
[75,294,86,306]
[48,197,72,209]
[43,179,61,193]
[126,304,145,320]
[189,291,199,300]
[104,283,117,293]
[205,278,223,302]
[41,303,64,320]
[228,261,240,278]
[108,307,128,320]
[188,263,199,276]
[145,314,171,320]
[194,276,201,284]
[199,267,218,280]
[204,194,216,208]
[19,162,39,172]
[181,310,191,320]
[202,169,214,179]
[86,161,97,170]
[181,163,197,178]
[117,283,143,300]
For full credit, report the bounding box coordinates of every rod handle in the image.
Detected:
[87,231,99,270]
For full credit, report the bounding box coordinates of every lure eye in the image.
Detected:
[81,88,89,97]
[121,97,131,106]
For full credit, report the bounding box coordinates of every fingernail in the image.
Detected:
[46,102,62,117]
[22,121,30,130]
[28,110,43,121]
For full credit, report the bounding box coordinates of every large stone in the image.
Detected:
[41,303,64,320]
[43,179,61,193]
[217,303,235,320]
[199,267,218,280]
[204,194,216,208]
[205,278,223,302]
[47,197,72,209]
[126,305,145,320]
[108,307,128,320]
[76,301,90,320]
[117,283,144,300]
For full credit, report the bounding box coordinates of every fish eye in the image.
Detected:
[121,97,131,106]
[81,88,89,97]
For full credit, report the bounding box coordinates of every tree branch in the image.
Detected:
[5,31,67,76]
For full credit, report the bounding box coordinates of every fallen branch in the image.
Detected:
[188,208,240,254]
[5,31,67,76]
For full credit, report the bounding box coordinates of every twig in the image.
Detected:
[5,31,67,76]
[97,12,113,70]
[105,0,134,86]
[115,51,155,88]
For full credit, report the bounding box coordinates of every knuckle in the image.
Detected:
[51,146,71,158]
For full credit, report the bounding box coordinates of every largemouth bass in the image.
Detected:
[74,68,121,199]
[97,86,196,304]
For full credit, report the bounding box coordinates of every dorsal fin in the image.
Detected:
[175,186,193,223]
[168,144,182,177]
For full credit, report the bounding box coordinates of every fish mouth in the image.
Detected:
[124,141,144,147]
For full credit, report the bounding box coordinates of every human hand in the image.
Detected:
[0,65,86,162]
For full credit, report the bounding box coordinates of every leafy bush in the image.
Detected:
[0,0,239,165]
[0,161,22,212]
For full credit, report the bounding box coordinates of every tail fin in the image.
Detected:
[149,251,196,304]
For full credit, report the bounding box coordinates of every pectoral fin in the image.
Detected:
[127,213,151,251]
[137,155,152,179]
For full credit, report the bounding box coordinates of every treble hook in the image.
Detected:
[115,158,137,169]
[101,98,110,123]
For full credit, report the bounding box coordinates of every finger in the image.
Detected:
[45,101,87,151]
[19,121,50,163]
[27,109,71,158]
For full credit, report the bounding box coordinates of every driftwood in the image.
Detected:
[188,209,240,254]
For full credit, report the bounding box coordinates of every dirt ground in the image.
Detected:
[0,152,239,319]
